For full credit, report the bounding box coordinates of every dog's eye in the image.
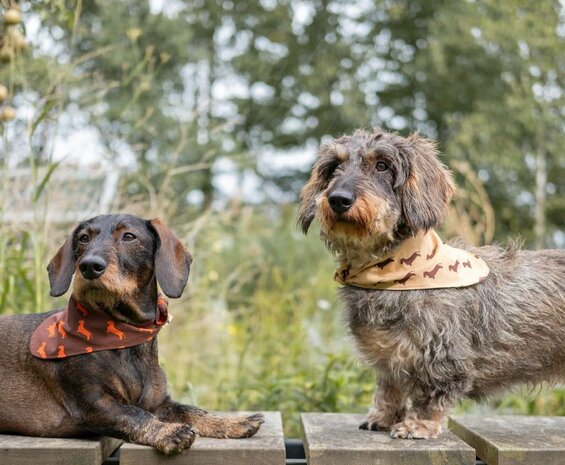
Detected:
[122,232,137,242]
[78,234,89,244]
[321,161,340,179]
[376,161,389,172]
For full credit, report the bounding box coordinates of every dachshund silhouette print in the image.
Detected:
[375,258,394,270]
[426,246,438,260]
[106,321,126,340]
[47,322,57,337]
[462,260,472,269]
[57,345,66,358]
[448,260,460,272]
[76,303,89,317]
[423,264,443,279]
[57,321,67,338]
[400,252,421,266]
[36,342,47,359]
[77,320,93,341]
[394,272,416,285]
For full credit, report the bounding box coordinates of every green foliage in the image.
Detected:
[1,0,564,437]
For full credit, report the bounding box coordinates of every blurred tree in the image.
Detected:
[3,0,564,243]
[374,0,565,246]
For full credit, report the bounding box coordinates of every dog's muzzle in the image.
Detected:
[79,256,107,280]
[328,190,356,213]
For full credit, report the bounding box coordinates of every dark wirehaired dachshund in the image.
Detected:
[0,214,263,454]
[298,128,565,439]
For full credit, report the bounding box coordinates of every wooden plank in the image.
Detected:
[120,411,285,465]
[449,415,565,465]
[302,413,476,465]
[0,435,121,465]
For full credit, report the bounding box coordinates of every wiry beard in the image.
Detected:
[72,277,152,325]
[316,192,403,268]
[73,280,119,311]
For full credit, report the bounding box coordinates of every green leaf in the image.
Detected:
[33,162,60,203]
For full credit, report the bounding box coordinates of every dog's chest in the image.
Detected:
[351,325,419,374]
[104,346,168,409]
[344,291,420,374]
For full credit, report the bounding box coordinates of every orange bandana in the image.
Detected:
[30,295,169,359]
[334,230,489,290]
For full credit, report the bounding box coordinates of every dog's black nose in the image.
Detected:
[79,256,107,280]
[328,190,355,213]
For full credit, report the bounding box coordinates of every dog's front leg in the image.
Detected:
[153,398,264,439]
[389,390,450,439]
[359,375,408,431]
[81,397,196,454]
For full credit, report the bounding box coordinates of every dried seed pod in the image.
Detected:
[3,8,21,26]
[0,106,16,121]
[0,84,7,102]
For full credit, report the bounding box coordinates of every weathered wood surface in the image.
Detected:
[120,411,285,465]
[0,434,121,465]
[301,413,476,465]
[449,415,565,465]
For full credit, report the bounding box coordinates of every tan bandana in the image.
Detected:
[334,230,489,290]
[30,295,169,359]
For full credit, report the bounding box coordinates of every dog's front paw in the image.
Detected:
[227,413,265,439]
[359,415,388,431]
[359,406,399,431]
[390,419,441,439]
[154,423,196,454]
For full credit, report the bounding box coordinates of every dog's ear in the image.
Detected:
[47,226,79,297]
[297,143,338,234]
[400,133,456,232]
[148,219,192,298]
[297,179,319,234]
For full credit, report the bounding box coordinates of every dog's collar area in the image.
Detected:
[334,229,490,290]
[29,295,169,359]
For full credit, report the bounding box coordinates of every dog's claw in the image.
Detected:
[156,423,196,455]
[247,413,265,424]
[359,421,369,430]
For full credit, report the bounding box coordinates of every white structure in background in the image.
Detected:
[2,165,120,224]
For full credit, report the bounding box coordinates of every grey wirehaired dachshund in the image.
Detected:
[298,128,565,439]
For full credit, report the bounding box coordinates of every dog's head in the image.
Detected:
[47,214,192,322]
[298,128,455,253]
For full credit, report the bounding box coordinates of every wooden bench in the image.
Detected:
[449,415,565,465]
[0,435,121,465]
[301,413,476,465]
[2,413,565,464]
[119,411,285,465]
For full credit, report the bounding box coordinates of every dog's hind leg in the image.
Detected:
[359,376,408,431]
[153,398,264,439]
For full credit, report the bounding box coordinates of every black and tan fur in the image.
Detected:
[0,214,263,454]
[298,128,565,439]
